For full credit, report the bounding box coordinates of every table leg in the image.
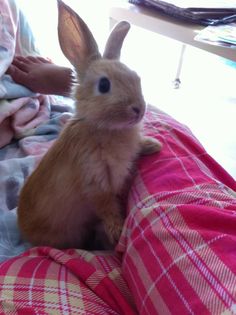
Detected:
[173,44,186,89]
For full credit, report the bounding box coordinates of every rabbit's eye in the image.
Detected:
[98,77,110,94]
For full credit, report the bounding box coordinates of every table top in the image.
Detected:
[109,2,236,62]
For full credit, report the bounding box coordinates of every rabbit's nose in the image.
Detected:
[132,106,140,115]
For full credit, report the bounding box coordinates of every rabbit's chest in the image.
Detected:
[84,143,137,193]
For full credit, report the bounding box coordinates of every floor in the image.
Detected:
[19,0,236,179]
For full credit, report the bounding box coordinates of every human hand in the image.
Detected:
[7,56,75,96]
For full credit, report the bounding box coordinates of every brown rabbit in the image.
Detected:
[17,0,162,250]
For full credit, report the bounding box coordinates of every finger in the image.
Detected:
[37,56,53,64]
[14,55,40,65]
[14,55,35,64]
[27,56,43,63]
[14,56,28,62]
[8,65,30,86]
[11,58,30,72]
[45,57,53,63]
[13,55,53,66]
[26,56,53,65]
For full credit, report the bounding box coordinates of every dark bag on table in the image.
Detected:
[128,0,236,25]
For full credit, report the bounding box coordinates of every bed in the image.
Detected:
[0,1,236,314]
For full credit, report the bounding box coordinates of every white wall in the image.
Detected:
[17,0,110,65]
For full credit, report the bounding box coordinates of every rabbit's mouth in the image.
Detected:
[105,109,144,130]
[97,100,146,130]
[128,103,145,124]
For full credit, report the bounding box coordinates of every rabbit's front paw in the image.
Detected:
[140,136,162,155]
[105,216,124,245]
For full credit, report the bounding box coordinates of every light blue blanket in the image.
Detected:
[0,0,74,262]
[0,94,73,262]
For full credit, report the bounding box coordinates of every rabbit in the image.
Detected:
[17,0,162,250]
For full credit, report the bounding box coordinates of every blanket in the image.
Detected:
[0,0,74,261]
[117,108,236,314]
[0,106,236,314]
[0,98,73,262]
[0,0,63,149]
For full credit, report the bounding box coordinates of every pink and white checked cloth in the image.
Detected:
[0,247,136,314]
[0,106,236,314]
[117,107,236,315]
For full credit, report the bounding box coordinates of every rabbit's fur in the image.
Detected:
[17,0,162,250]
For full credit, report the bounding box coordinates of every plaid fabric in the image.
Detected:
[0,106,236,314]
[0,247,136,314]
[117,107,236,314]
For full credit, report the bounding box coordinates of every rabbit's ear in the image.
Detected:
[103,21,130,60]
[57,0,101,75]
